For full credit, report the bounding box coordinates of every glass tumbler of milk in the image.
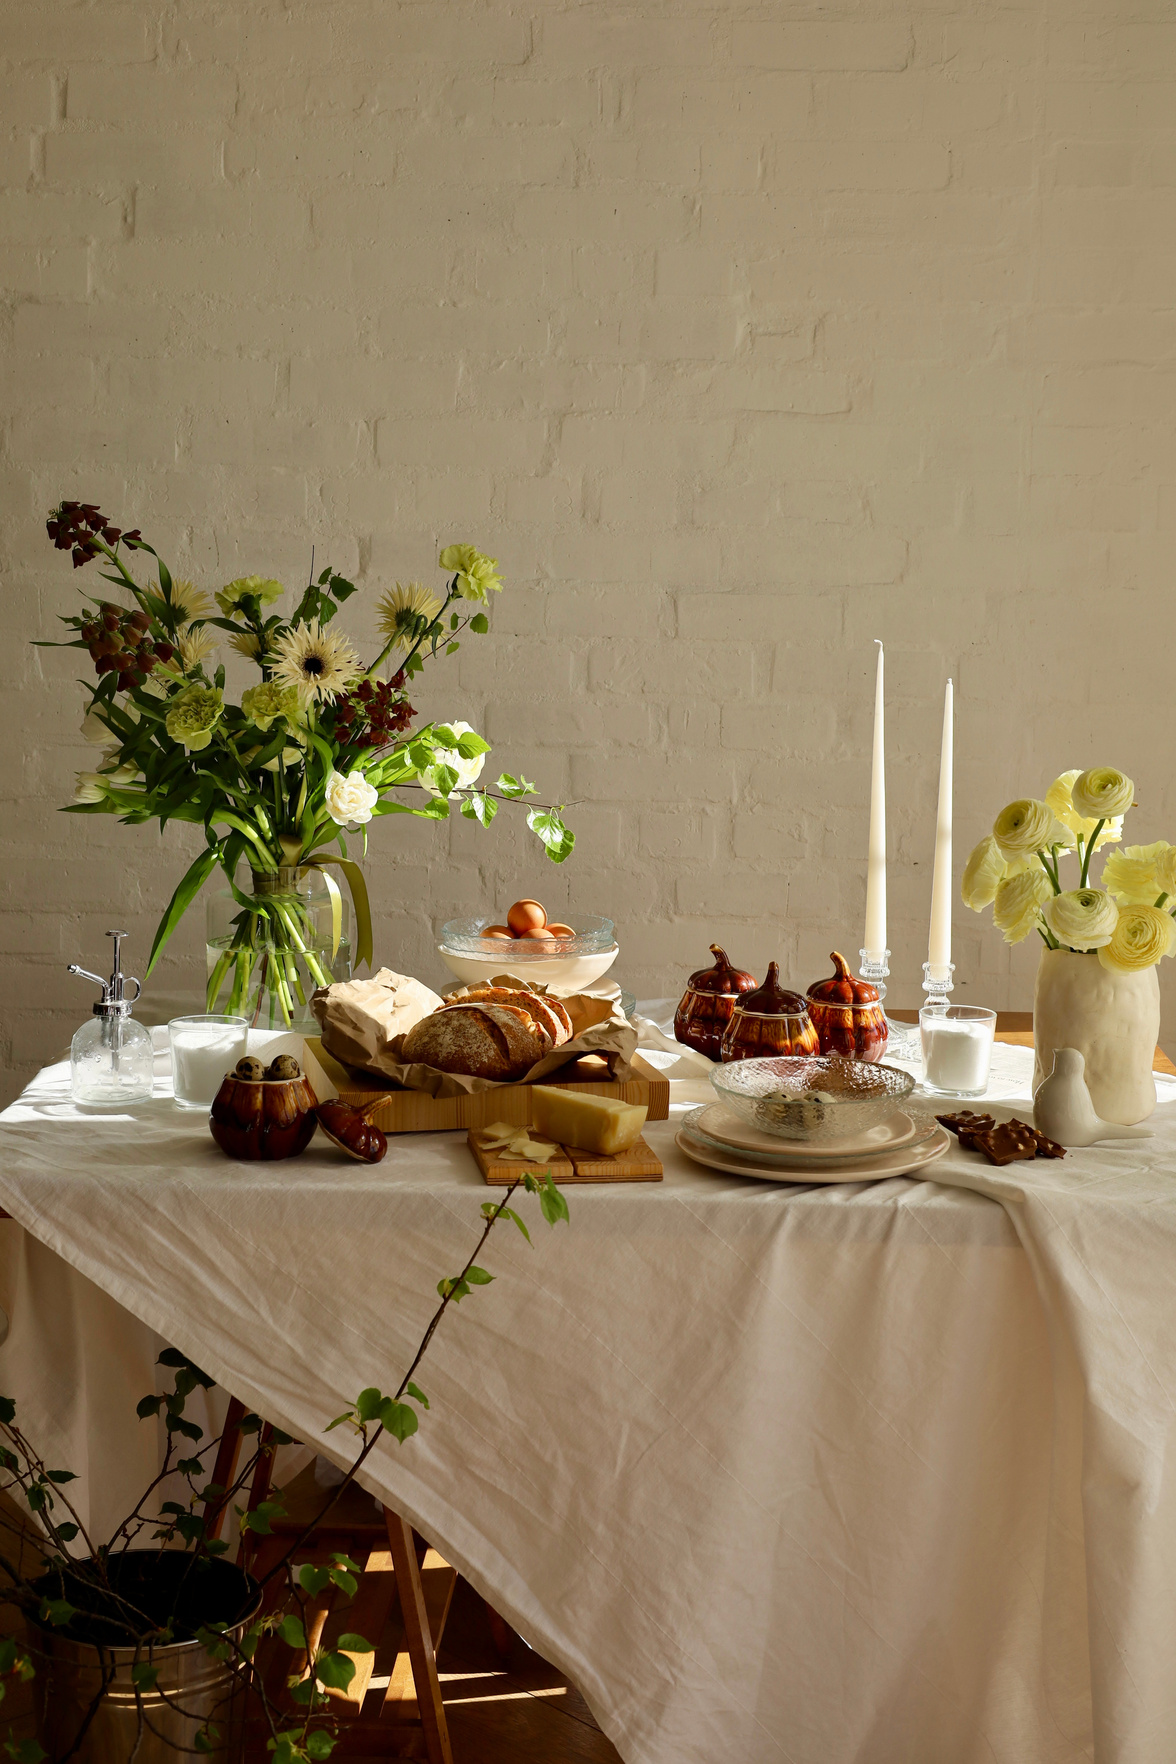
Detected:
[168,1014,250,1107]
[919,1005,997,1098]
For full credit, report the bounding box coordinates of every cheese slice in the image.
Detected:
[532,1087,647,1155]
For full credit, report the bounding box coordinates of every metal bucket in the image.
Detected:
[32,1552,259,1764]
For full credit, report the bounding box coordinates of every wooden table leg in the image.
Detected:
[384,1508,454,1764]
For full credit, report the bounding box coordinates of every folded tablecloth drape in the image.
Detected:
[0,1029,1173,1764]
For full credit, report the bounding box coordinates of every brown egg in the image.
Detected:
[545,923,575,939]
[483,925,513,940]
[518,926,556,941]
[507,899,547,936]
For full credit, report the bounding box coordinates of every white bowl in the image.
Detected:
[436,944,620,991]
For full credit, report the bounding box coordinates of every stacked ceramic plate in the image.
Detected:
[676,1054,951,1184]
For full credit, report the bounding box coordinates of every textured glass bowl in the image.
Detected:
[437,915,618,990]
[710,1054,915,1142]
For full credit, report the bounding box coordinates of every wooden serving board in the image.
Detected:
[468,1131,663,1185]
[303,1037,670,1136]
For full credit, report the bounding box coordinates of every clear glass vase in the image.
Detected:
[205,866,353,1030]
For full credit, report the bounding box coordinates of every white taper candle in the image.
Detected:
[927,679,954,969]
[864,641,886,955]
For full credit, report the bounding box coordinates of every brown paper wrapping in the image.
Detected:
[312,970,638,1095]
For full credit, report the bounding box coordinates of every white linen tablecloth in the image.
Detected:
[1,1027,1174,1764]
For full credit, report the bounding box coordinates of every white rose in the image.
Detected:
[1098,903,1176,973]
[992,867,1053,944]
[324,768,379,826]
[992,798,1069,861]
[72,772,108,804]
[1070,766,1135,823]
[1041,888,1119,951]
[960,836,1007,911]
[422,720,487,798]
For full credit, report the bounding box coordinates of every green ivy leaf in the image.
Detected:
[539,1173,571,1227]
[39,1599,76,1629]
[526,806,575,864]
[335,1633,375,1655]
[327,1564,357,1596]
[355,1387,383,1423]
[465,1266,494,1286]
[0,1397,16,1425]
[495,772,536,800]
[501,1206,531,1244]
[298,1565,330,1598]
[278,1614,306,1651]
[131,1662,159,1692]
[405,1381,429,1410]
[378,1399,418,1444]
[313,1650,356,1692]
[305,1732,336,1760]
[470,613,489,634]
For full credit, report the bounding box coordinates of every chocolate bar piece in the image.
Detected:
[972,1121,1040,1166]
[1029,1129,1066,1159]
[936,1110,996,1138]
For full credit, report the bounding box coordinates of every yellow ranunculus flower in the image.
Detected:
[1041,887,1118,951]
[1101,842,1172,905]
[1154,847,1176,899]
[992,867,1052,944]
[960,836,1007,911]
[1046,769,1122,849]
[1098,903,1176,972]
[992,799,1067,861]
[1071,766,1135,822]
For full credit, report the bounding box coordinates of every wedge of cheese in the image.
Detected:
[532,1087,647,1155]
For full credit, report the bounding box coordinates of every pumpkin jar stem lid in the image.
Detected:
[739,961,809,1016]
[687,943,758,995]
[807,950,882,1006]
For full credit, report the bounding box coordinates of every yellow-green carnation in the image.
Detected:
[165,684,224,752]
[438,544,502,604]
[215,576,285,615]
[1041,887,1118,951]
[241,681,300,732]
[1098,903,1176,972]
[992,868,1052,943]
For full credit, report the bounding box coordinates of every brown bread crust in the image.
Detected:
[401,1002,547,1080]
[449,985,570,1047]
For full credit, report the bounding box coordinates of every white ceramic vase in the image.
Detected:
[1032,947,1159,1125]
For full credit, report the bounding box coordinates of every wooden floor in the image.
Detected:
[430,1577,623,1764]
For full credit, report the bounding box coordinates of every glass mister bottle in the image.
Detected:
[67,930,154,1106]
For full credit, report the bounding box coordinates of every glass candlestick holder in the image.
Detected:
[858,948,920,1057]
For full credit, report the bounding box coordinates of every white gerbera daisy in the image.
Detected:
[270,619,361,706]
[175,622,218,670]
[227,629,267,663]
[170,580,214,622]
[375,581,442,650]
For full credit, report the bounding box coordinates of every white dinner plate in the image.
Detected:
[692,1101,921,1160]
[674,1125,953,1185]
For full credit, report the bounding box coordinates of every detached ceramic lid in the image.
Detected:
[807,951,881,1006]
[687,944,758,995]
[738,961,809,1016]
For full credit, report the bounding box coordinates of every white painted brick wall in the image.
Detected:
[1,0,1173,1101]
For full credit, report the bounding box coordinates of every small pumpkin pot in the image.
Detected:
[675,944,758,1060]
[720,962,820,1062]
[209,1074,318,1161]
[806,951,889,1063]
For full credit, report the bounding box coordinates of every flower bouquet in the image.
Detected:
[39,503,574,1027]
[962,765,1174,1123]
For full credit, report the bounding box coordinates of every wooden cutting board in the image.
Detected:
[468,1131,663,1185]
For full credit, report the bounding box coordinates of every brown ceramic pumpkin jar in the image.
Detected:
[806,951,889,1063]
[209,1056,319,1161]
[675,944,758,1061]
[719,962,820,1063]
